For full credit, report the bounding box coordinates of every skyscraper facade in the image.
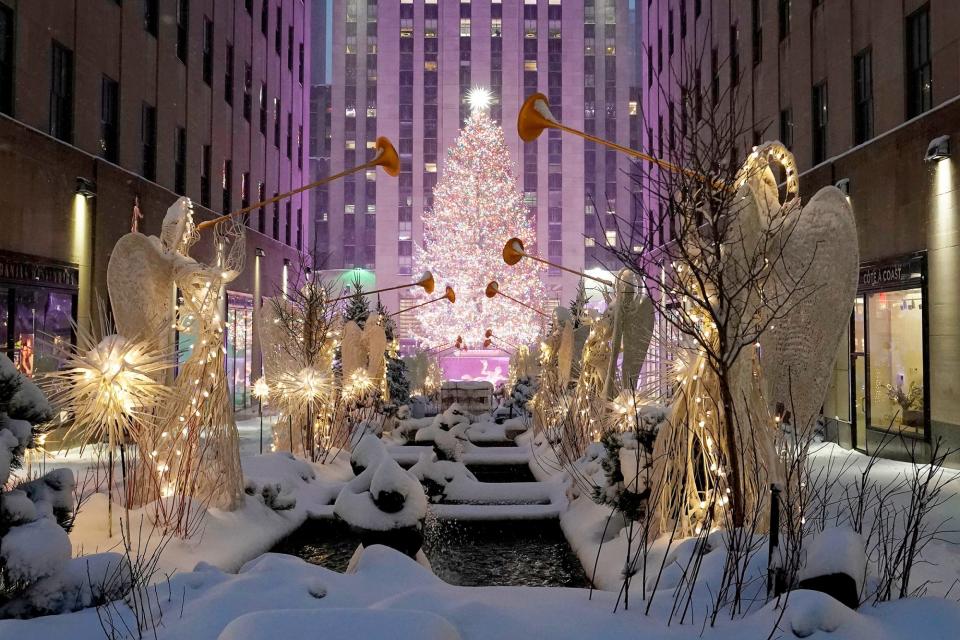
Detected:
[0,0,310,410]
[313,0,642,339]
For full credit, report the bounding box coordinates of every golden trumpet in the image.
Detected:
[502,237,614,287]
[484,328,519,349]
[329,270,434,304]
[197,136,400,232]
[518,93,717,187]
[482,338,513,355]
[390,286,455,317]
[485,280,548,318]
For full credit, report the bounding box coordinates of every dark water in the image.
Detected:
[271,517,591,588]
[466,463,537,483]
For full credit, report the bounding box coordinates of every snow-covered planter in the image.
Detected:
[797,526,866,609]
[414,405,471,460]
[333,457,428,558]
[409,452,478,503]
[350,433,388,475]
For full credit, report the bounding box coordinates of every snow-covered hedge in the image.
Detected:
[0,353,83,618]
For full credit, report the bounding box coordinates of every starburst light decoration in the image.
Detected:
[44,331,173,453]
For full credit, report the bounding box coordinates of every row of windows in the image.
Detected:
[655,1,933,150]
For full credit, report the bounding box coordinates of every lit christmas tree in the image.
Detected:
[412,88,546,348]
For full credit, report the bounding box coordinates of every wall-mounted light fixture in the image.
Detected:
[835,178,850,196]
[255,247,265,258]
[304,266,312,281]
[75,177,97,198]
[925,135,951,163]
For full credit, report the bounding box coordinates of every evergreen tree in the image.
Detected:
[568,279,590,328]
[343,275,371,328]
[0,354,77,616]
[412,98,546,348]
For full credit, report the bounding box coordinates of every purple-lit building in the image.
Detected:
[312,0,643,340]
[0,0,310,410]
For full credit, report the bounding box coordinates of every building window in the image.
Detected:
[286,112,292,158]
[261,0,268,36]
[100,76,119,163]
[200,144,211,208]
[257,181,266,233]
[220,159,231,213]
[49,41,74,143]
[0,4,12,116]
[272,195,280,239]
[298,125,303,169]
[778,0,790,40]
[174,127,187,194]
[853,49,873,144]
[275,6,282,54]
[141,103,156,180]
[779,107,793,149]
[849,255,928,447]
[695,0,702,19]
[241,171,250,211]
[176,0,189,63]
[144,0,158,37]
[286,25,293,70]
[225,292,254,411]
[203,18,213,86]
[259,83,267,134]
[812,82,827,164]
[710,47,719,104]
[243,63,252,121]
[224,43,234,105]
[273,98,281,147]
[285,202,292,245]
[296,208,302,251]
[730,25,739,87]
[906,5,932,118]
[298,42,304,84]
[752,0,762,65]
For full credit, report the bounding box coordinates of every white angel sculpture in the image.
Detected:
[107,197,245,521]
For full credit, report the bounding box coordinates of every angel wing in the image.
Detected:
[760,186,858,437]
[107,233,174,339]
[557,321,575,387]
[363,320,387,381]
[621,294,655,391]
[341,321,365,379]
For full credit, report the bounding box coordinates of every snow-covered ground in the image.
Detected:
[2,544,958,640]
[5,411,960,638]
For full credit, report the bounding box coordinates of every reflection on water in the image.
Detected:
[271,515,590,588]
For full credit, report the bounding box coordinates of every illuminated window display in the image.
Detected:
[850,253,928,447]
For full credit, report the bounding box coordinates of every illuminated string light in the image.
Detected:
[411,103,547,348]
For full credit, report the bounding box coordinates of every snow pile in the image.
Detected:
[218,608,462,640]
[350,433,388,475]
[409,452,478,502]
[415,405,473,460]
[334,457,427,532]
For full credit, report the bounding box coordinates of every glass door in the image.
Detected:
[850,296,867,450]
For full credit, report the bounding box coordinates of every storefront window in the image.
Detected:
[849,253,927,446]
[226,292,254,411]
[8,288,74,376]
[867,288,924,435]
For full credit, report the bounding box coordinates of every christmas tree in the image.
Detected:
[412,90,546,348]
[343,275,372,328]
